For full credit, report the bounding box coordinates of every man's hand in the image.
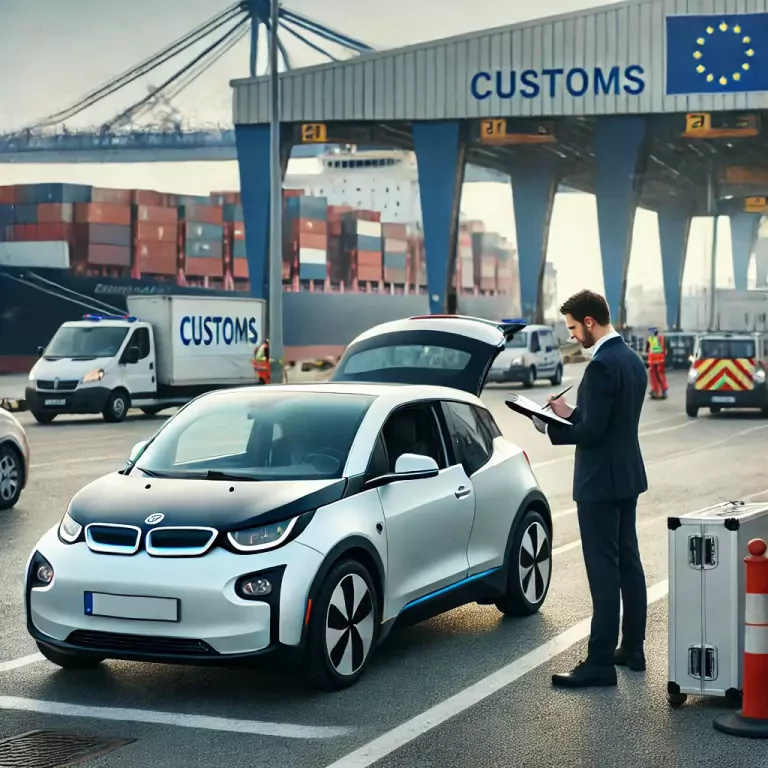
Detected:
[547,394,574,419]
[532,415,547,434]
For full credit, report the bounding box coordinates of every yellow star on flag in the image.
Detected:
[743,62,751,71]
[734,25,742,34]
[697,64,706,73]
[707,74,714,82]
[747,48,755,56]
[733,72,742,81]
[744,36,751,43]
[707,26,714,34]
[719,21,728,32]
[694,50,703,59]
[719,75,727,85]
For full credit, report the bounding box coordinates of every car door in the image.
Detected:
[330,316,526,396]
[539,329,557,375]
[375,401,476,618]
[122,327,155,398]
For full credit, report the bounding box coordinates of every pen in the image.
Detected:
[543,384,572,411]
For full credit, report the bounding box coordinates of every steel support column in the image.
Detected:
[729,212,761,291]
[509,158,558,323]
[411,120,467,315]
[594,116,647,326]
[657,207,692,331]
[234,124,292,300]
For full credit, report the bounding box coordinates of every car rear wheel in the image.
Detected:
[550,364,563,386]
[304,559,379,691]
[522,366,536,389]
[0,443,22,510]
[36,642,104,670]
[496,509,552,617]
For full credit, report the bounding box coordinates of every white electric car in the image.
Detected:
[25,316,553,690]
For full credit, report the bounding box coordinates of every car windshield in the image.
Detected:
[44,325,128,359]
[131,389,375,481]
[698,339,756,360]
[505,333,528,349]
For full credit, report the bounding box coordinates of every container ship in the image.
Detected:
[0,148,532,374]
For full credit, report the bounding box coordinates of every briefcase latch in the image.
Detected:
[688,535,718,570]
[688,644,718,681]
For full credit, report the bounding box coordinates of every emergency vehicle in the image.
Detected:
[685,332,768,417]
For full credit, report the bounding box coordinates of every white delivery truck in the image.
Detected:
[25,295,266,424]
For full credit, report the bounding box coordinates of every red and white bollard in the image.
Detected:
[714,538,768,738]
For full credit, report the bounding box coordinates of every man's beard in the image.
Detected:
[581,329,596,349]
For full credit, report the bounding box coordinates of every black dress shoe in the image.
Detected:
[613,647,646,671]
[552,660,617,688]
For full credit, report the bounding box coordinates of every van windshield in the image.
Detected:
[698,339,755,360]
[505,333,528,349]
[44,326,129,360]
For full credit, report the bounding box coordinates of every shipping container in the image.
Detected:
[288,232,328,251]
[185,256,224,278]
[9,223,75,242]
[16,183,91,205]
[178,203,223,226]
[135,242,177,276]
[134,205,178,225]
[75,244,131,267]
[0,241,70,269]
[37,203,74,224]
[91,188,132,205]
[132,190,166,207]
[382,222,408,239]
[134,222,177,243]
[184,240,223,259]
[222,203,244,221]
[0,187,16,204]
[232,239,247,259]
[183,222,224,242]
[74,223,132,248]
[176,194,213,207]
[284,195,328,221]
[74,203,131,227]
[384,268,407,285]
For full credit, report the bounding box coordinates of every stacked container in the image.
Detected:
[471,231,500,293]
[133,204,178,278]
[326,205,354,285]
[284,195,328,283]
[178,199,224,281]
[73,199,132,274]
[496,239,516,295]
[222,202,247,283]
[407,233,426,289]
[457,225,475,293]
[343,211,382,285]
[381,223,408,286]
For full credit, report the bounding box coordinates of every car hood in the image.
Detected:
[32,356,114,380]
[67,473,347,532]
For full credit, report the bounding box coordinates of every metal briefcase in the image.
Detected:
[667,500,768,707]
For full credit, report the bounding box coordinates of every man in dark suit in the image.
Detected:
[532,290,648,688]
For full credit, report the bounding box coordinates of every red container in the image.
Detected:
[383,238,407,254]
[283,189,303,199]
[76,244,131,267]
[37,204,74,223]
[135,222,177,243]
[233,258,249,280]
[357,265,382,282]
[185,256,223,278]
[384,268,407,284]
[356,250,382,268]
[134,205,178,225]
[0,186,16,204]
[290,232,327,251]
[382,223,408,239]
[212,191,241,205]
[327,220,343,236]
[135,241,178,275]
[178,203,223,225]
[92,188,132,205]
[132,190,166,207]
[74,203,131,226]
[9,223,75,241]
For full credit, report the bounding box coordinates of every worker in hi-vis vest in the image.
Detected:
[252,339,271,385]
[646,328,667,400]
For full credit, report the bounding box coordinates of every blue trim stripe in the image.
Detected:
[401,567,502,612]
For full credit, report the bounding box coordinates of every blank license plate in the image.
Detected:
[44,399,66,406]
[711,396,736,404]
[84,592,180,622]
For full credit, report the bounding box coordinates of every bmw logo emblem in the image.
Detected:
[145,513,164,525]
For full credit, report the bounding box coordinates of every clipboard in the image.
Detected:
[504,393,573,427]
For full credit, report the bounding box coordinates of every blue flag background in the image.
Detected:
[666,13,768,95]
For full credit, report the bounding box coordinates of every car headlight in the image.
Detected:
[512,356,523,366]
[82,368,105,383]
[687,367,699,383]
[28,370,35,381]
[228,517,299,552]
[58,512,83,544]
[755,369,767,384]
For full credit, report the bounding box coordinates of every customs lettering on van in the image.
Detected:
[179,315,260,347]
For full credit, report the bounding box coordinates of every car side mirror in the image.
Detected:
[37,346,45,357]
[125,346,140,365]
[364,453,439,490]
[127,440,148,465]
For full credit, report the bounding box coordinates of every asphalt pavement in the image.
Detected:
[2,364,768,768]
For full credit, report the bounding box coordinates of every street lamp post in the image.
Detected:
[267,0,284,382]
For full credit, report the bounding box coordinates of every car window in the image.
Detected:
[380,402,447,472]
[128,327,151,360]
[443,401,492,476]
[366,434,389,479]
[343,344,471,373]
[134,390,375,481]
[529,332,541,353]
[698,339,755,359]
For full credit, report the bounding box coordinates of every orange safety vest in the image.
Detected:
[647,335,665,364]
[252,341,271,383]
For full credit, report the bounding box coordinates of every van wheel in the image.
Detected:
[31,411,56,425]
[522,366,536,389]
[709,407,721,415]
[686,405,698,418]
[103,390,129,423]
[140,406,163,417]
[550,365,563,386]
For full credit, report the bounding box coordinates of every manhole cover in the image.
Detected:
[0,730,134,768]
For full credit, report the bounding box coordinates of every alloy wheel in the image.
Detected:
[0,452,19,503]
[325,573,375,676]
[518,521,551,604]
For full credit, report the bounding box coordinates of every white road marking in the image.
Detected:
[0,696,351,739]
[31,456,122,468]
[323,580,670,768]
[0,653,44,674]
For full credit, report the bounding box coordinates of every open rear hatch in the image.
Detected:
[330,315,526,396]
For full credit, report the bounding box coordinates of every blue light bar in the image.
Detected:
[502,318,526,324]
[82,314,138,322]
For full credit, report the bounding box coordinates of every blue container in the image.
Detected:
[298,262,327,281]
[13,204,38,225]
[177,194,212,206]
[184,222,224,242]
[15,183,92,204]
[0,205,15,228]
[223,204,243,222]
[353,234,382,253]
[383,252,407,269]
[185,240,223,259]
[232,240,247,259]
[284,195,328,221]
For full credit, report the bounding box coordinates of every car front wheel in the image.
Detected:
[0,443,22,510]
[496,509,552,617]
[304,559,379,691]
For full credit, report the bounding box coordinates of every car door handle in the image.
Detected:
[455,486,472,499]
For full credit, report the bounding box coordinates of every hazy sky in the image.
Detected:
[0,0,743,307]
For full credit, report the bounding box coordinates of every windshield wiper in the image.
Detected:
[134,466,168,478]
[203,470,259,481]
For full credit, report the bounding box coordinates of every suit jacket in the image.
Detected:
[548,336,648,503]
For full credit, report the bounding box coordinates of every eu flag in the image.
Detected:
[666,13,768,95]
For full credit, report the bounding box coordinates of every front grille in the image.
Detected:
[67,629,216,656]
[36,379,79,392]
[85,524,141,555]
[145,526,218,557]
